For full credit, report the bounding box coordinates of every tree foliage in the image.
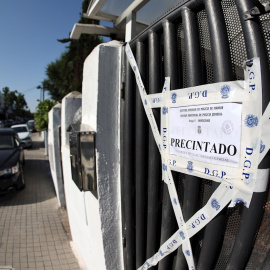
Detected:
[43,0,103,102]
[35,99,56,131]
[1,87,30,118]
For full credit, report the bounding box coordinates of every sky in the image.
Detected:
[0,1,180,113]
[0,1,83,113]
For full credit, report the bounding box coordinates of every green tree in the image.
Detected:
[2,87,28,118]
[43,0,103,102]
[35,99,56,131]
[15,93,28,116]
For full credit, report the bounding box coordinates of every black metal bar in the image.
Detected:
[163,20,179,89]
[235,0,270,156]
[226,193,267,270]
[123,56,136,270]
[174,7,203,270]
[158,19,178,270]
[226,1,270,269]
[182,7,203,87]
[197,0,234,269]
[203,0,233,82]
[135,41,148,268]
[146,30,162,267]
[129,0,204,46]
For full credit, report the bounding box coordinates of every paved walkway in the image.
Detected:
[0,133,82,270]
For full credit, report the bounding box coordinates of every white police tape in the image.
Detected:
[259,101,270,164]
[138,182,234,270]
[254,169,269,192]
[125,43,162,149]
[125,43,270,270]
[161,77,195,269]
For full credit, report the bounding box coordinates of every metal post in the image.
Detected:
[226,0,270,268]
[146,30,162,267]
[123,56,136,270]
[174,7,203,270]
[135,40,148,268]
[197,0,234,269]
[158,19,178,270]
[126,12,137,42]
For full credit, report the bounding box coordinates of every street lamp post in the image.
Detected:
[37,84,44,102]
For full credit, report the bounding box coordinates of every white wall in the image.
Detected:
[61,90,107,270]
[82,40,124,270]
[48,103,65,207]
[61,41,124,270]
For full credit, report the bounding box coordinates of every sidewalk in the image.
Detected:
[0,133,82,270]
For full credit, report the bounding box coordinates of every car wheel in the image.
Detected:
[16,164,25,190]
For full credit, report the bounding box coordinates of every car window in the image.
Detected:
[0,134,15,149]
[12,126,28,133]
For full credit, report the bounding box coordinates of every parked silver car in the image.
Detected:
[11,124,32,148]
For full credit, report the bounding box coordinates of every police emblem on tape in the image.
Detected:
[187,161,193,173]
[211,199,220,210]
[245,114,258,128]
[179,231,185,240]
[162,164,167,171]
[162,107,168,115]
[233,198,247,206]
[220,84,230,99]
[171,92,177,103]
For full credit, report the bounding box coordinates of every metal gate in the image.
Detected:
[121,0,270,269]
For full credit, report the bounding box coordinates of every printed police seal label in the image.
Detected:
[222,120,233,135]
[187,161,193,173]
[245,114,258,128]
[220,84,230,99]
